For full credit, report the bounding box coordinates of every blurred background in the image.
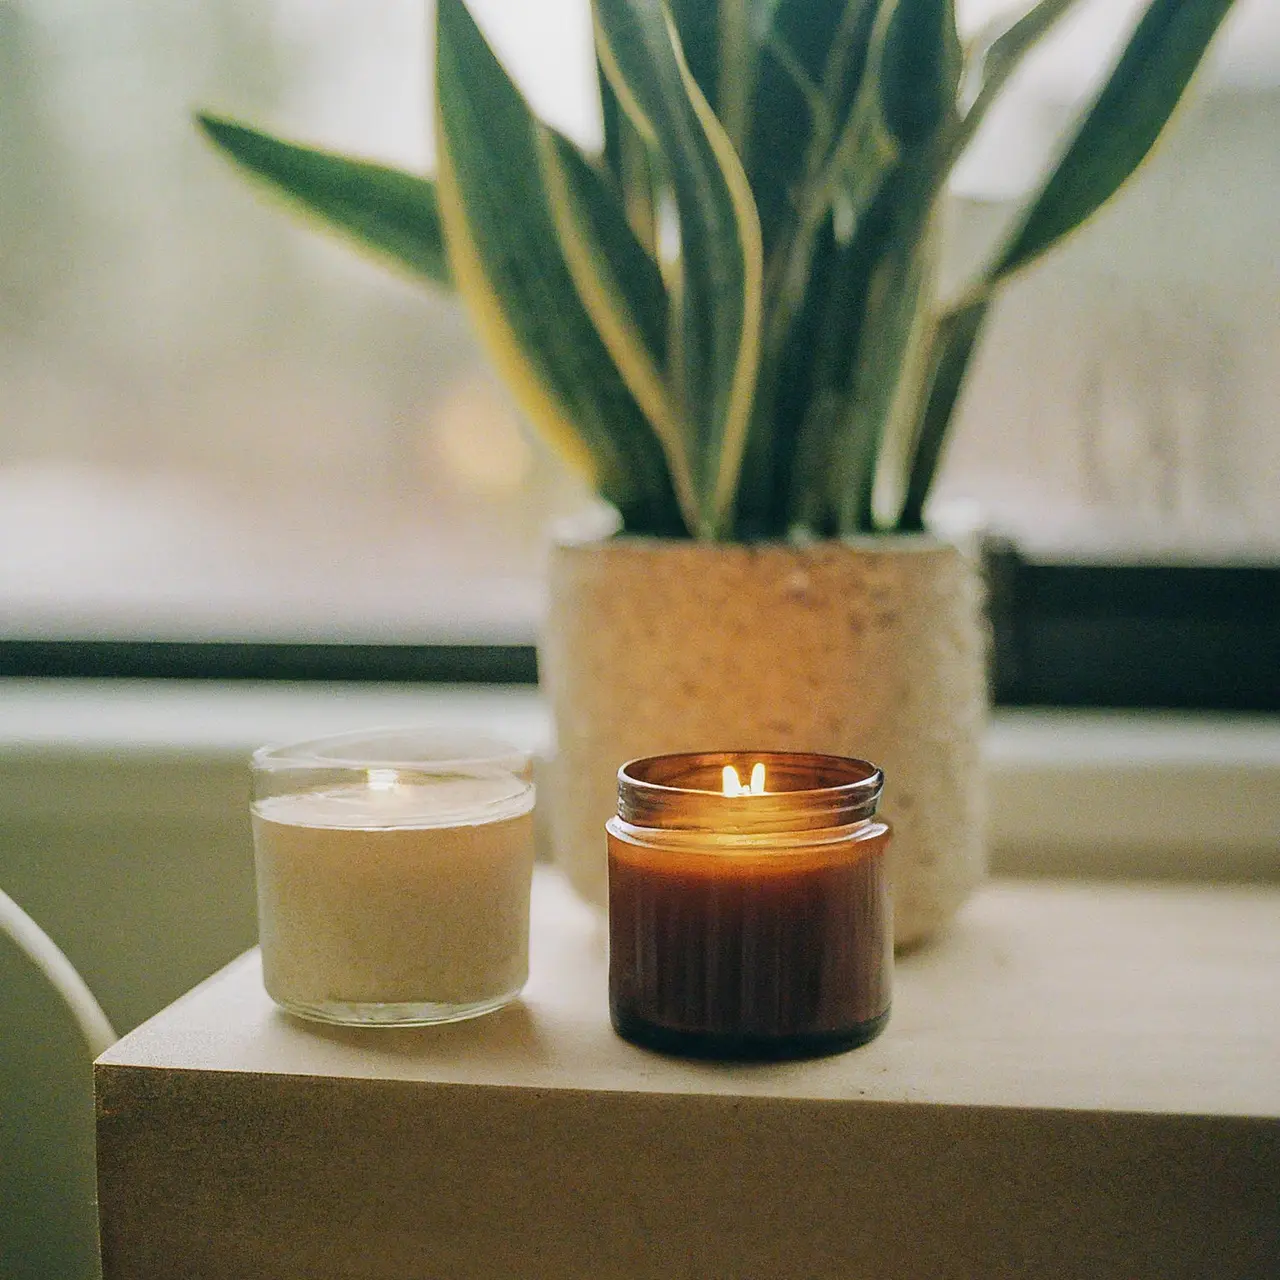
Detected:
[0,0,1277,648]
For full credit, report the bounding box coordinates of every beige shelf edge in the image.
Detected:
[98,868,1280,1119]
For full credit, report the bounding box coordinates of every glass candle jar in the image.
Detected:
[607,751,891,1059]
[251,728,535,1027]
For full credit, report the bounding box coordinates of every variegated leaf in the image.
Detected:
[593,0,764,537]
[949,0,1081,160]
[878,0,962,151]
[434,0,685,534]
[195,113,453,287]
[897,299,988,531]
[895,0,1237,526]
[537,128,699,529]
[743,0,879,256]
[991,0,1238,282]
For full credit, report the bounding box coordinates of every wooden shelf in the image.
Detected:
[96,870,1280,1279]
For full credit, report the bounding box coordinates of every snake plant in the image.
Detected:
[197,0,1237,540]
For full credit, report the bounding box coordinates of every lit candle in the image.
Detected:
[251,731,535,1027]
[607,751,891,1059]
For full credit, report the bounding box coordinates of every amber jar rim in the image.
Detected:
[616,751,883,834]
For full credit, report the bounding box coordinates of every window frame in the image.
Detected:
[3,550,1276,712]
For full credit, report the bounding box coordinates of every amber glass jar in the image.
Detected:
[607,751,891,1060]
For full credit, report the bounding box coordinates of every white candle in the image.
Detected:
[251,770,535,1023]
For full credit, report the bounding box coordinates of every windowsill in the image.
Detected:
[2,678,1277,882]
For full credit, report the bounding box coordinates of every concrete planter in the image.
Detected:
[540,534,988,948]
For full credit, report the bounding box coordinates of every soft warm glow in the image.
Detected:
[722,763,766,796]
[366,768,399,792]
[426,377,532,496]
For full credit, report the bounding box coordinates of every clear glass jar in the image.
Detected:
[251,728,534,1026]
[607,751,891,1059]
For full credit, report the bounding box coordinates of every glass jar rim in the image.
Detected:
[252,726,529,775]
[616,751,883,832]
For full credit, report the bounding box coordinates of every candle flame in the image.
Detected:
[367,768,399,792]
[722,763,766,796]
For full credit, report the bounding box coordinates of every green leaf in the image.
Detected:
[536,127,700,530]
[732,2,895,532]
[665,0,775,159]
[712,0,755,153]
[948,0,1081,161]
[745,0,880,256]
[776,167,917,534]
[990,0,1237,283]
[818,0,902,179]
[598,70,658,256]
[434,0,685,534]
[778,213,879,534]
[897,0,1236,527]
[759,0,898,373]
[193,113,453,288]
[663,0,722,129]
[756,1,961,533]
[897,299,989,531]
[538,132,668,369]
[832,189,939,532]
[594,0,764,537]
[878,0,963,151]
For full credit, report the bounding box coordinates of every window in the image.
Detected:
[941,0,1280,560]
[1,0,1276,704]
[1,0,592,649]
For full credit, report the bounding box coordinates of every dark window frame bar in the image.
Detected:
[0,641,537,685]
[2,553,1276,711]
[986,549,1279,712]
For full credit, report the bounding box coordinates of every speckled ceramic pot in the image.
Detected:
[540,534,988,948]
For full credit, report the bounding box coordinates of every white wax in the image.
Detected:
[252,776,535,1010]
[257,776,533,830]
